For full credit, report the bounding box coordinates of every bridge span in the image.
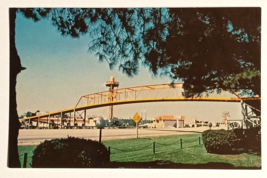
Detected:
[19,80,260,127]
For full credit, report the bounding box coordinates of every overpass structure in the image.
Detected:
[19,78,261,128]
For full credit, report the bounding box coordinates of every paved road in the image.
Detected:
[18,127,223,145]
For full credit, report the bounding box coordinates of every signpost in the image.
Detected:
[95,118,105,143]
[133,113,141,138]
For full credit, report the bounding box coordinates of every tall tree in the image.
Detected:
[9,8,51,167]
[9,8,22,168]
[9,8,260,167]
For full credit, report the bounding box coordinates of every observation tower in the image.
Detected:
[105,76,119,119]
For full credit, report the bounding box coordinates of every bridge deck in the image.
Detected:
[19,83,260,121]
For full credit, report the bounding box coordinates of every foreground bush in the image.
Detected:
[31,137,110,168]
[202,129,237,154]
[234,126,261,151]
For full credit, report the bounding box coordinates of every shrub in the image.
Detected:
[234,126,261,151]
[202,129,238,154]
[208,123,212,129]
[31,137,110,168]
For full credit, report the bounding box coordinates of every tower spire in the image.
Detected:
[105,76,119,119]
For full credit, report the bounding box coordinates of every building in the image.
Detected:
[152,115,185,128]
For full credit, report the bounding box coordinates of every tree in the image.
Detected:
[9,8,51,168]
[25,8,261,95]
[25,111,32,117]
[10,8,26,167]
[164,8,260,96]
[79,8,260,96]
[9,8,260,167]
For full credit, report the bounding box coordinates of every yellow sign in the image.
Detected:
[133,113,141,124]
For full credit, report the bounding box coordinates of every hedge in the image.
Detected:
[234,126,261,151]
[202,129,238,154]
[31,137,110,168]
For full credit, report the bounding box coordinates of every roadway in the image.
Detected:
[18,127,223,145]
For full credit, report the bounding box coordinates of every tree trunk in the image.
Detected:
[9,8,23,168]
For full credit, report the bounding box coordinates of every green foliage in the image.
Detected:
[25,111,32,117]
[208,123,212,128]
[122,119,136,127]
[202,129,238,154]
[234,127,261,151]
[18,8,261,96]
[19,134,261,168]
[223,70,261,96]
[18,146,36,168]
[31,137,110,168]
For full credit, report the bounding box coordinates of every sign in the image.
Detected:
[95,117,105,128]
[133,113,141,124]
[133,112,141,139]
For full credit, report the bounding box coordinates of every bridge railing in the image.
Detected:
[75,83,239,108]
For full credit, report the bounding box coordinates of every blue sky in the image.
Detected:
[15,10,243,122]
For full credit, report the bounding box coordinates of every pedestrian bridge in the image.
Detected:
[19,82,260,121]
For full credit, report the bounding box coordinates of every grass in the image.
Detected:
[18,134,261,169]
[18,145,36,168]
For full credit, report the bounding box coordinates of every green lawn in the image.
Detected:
[18,145,36,168]
[18,134,261,169]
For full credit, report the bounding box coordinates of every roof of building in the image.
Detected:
[155,116,176,121]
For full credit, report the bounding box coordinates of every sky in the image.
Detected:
[15,10,244,123]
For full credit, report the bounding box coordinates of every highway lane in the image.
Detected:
[18,127,217,145]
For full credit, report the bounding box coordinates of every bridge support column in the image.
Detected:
[69,112,71,126]
[73,109,76,127]
[60,112,63,129]
[244,104,248,128]
[37,117,39,128]
[84,109,86,126]
[57,114,60,126]
[47,115,50,129]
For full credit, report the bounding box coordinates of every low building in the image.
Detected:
[177,116,185,128]
[153,115,185,128]
[184,119,209,128]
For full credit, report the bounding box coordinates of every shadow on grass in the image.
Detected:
[155,129,203,133]
[206,147,261,156]
[137,138,152,140]
[108,160,260,169]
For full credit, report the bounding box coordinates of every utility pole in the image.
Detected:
[145,110,147,123]
[140,109,147,124]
